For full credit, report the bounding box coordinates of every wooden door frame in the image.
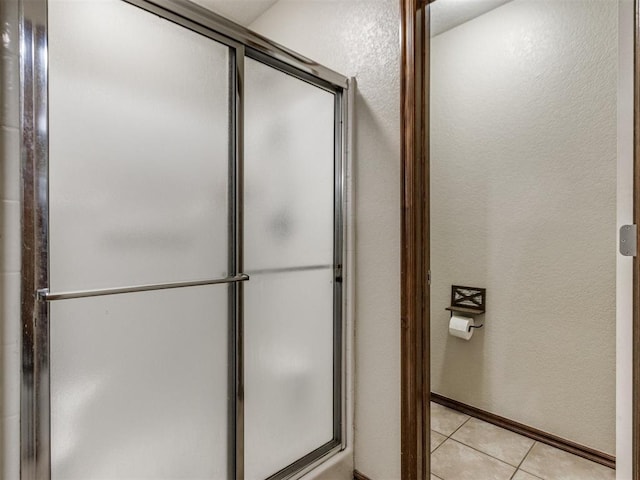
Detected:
[400,1,430,479]
[401,0,640,479]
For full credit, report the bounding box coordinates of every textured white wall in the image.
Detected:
[251,2,401,479]
[430,0,617,454]
[0,0,21,477]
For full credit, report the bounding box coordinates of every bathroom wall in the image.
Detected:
[251,2,402,479]
[0,0,21,476]
[430,0,617,454]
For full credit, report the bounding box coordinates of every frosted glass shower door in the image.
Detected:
[244,58,339,480]
[48,0,230,290]
[48,0,233,478]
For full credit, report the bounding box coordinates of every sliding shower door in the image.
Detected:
[22,1,348,479]
[48,0,233,478]
[244,58,340,480]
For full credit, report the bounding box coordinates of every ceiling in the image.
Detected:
[190,0,278,26]
[430,0,513,36]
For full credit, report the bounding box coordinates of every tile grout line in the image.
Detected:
[434,410,565,478]
[431,409,529,477]
[446,415,471,439]
[432,412,612,480]
[438,405,617,477]
[443,416,533,470]
[430,410,470,440]
[514,469,544,480]
[442,437,518,471]
[518,442,615,478]
[430,415,538,479]
[516,441,537,470]
[508,442,540,480]
[430,437,447,455]
[429,414,471,459]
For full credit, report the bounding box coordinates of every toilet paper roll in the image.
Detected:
[449,314,474,340]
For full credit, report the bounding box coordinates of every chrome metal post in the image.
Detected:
[233,43,246,480]
[20,0,50,478]
[332,89,344,446]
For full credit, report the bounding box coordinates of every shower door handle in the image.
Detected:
[37,273,250,301]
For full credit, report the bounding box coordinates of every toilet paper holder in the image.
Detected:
[446,285,486,330]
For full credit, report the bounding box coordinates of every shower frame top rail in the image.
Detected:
[123,0,348,90]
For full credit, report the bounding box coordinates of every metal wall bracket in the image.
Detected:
[620,224,637,256]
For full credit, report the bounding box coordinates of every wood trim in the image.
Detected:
[353,470,374,480]
[400,1,430,479]
[431,393,616,470]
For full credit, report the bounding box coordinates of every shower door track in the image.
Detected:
[19,1,351,480]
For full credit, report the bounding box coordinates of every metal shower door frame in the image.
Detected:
[19,1,351,479]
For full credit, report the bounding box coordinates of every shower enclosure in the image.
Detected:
[20,0,351,479]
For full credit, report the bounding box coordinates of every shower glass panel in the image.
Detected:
[48,0,232,478]
[48,0,230,292]
[50,286,229,479]
[244,270,335,479]
[243,58,335,271]
[244,57,337,480]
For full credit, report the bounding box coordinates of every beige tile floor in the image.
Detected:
[429,402,615,480]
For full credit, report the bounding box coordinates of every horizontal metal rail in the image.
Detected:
[245,264,332,275]
[37,274,250,301]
